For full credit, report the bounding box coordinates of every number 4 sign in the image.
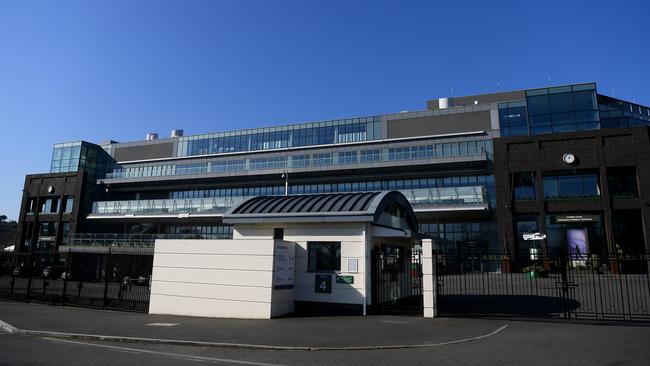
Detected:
[314,274,332,294]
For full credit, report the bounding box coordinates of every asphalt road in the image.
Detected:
[2,320,650,366]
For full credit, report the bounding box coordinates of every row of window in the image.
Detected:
[512,168,637,201]
[177,117,382,157]
[169,174,494,199]
[165,225,233,237]
[27,196,75,215]
[110,139,493,180]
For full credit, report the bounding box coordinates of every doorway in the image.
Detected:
[371,244,422,314]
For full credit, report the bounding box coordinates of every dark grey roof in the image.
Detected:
[223,191,418,231]
[230,192,380,215]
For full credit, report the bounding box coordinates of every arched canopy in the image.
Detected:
[223,191,419,233]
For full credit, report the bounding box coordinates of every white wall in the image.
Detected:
[149,239,294,319]
[150,222,372,318]
[284,223,367,306]
[234,223,370,308]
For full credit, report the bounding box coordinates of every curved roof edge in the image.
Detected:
[223,191,419,232]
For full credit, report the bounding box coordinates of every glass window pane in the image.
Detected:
[573,90,597,111]
[527,95,550,115]
[549,93,574,113]
[575,110,598,123]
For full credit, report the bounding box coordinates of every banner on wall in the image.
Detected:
[566,228,589,258]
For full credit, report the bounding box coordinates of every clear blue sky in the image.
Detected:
[1,0,649,220]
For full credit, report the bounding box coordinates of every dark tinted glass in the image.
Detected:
[549,93,574,113]
[308,242,341,271]
[573,90,597,110]
[551,112,576,125]
[527,95,551,115]
[575,110,598,122]
[513,172,536,200]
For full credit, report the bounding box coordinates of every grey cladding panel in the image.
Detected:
[427,90,526,110]
[114,142,174,162]
[386,111,491,138]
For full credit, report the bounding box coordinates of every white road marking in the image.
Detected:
[380,320,412,325]
[0,320,18,334]
[42,337,288,366]
[146,323,180,327]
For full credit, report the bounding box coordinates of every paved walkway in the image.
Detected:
[0,301,508,349]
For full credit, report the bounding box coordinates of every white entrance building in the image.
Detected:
[148,191,436,319]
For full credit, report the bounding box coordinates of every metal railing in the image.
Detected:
[0,251,151,313]
[435,251,650,322]
[65,232,233,247]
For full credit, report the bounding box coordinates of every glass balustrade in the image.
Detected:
[104,139,492,180]
[401,186,487,208]
[91,196,251,216]
[90,186,487,216]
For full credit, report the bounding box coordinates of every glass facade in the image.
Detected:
[176,116,382,157]
[542,171,600,200]
[50,141,114,181]
[50,142,83,173]
[526,83,600,135]
[108,139,493,180]
[598,95,650,128]
[498,101,529,136]
[420,221,498,255]
[499,83,603,137]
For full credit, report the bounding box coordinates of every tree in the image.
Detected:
[0,214,17,246]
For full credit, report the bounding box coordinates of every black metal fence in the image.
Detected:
[0,251,150,313]
[436,252,650,321]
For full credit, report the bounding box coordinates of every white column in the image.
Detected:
[422,238,437,318]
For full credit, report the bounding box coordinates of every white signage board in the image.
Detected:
[347,258,358,273]
[523,232,546,241]
[273,242,295,289]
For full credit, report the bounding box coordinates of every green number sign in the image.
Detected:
[315,274,332,293]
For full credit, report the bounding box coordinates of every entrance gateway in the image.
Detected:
[147,191,436,319]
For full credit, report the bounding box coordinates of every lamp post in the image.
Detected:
[282,170,289,196]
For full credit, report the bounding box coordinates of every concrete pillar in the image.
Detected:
[422,238,437,318]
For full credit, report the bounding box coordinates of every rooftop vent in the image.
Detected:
[439,97,453,109]
[145,133,159,141]
[171,129,184,138]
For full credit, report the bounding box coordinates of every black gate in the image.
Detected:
[436,251,650,322]
[371,245,423,314]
